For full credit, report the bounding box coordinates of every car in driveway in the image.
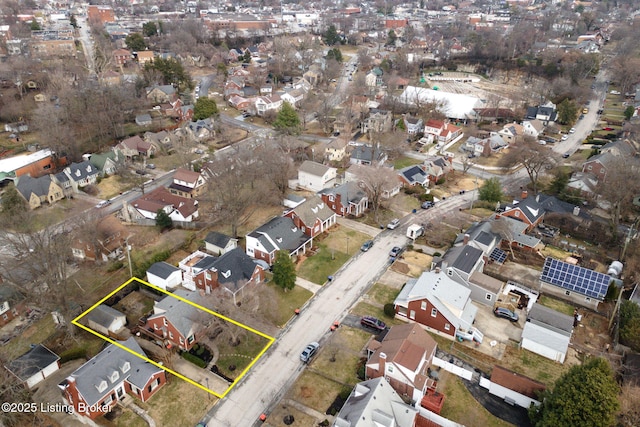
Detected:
[562,152,571,159]
[421,201,434,209]
[389,246,403,258]
[361,240,374,252]
[360,316,386,331]
[300,342,319,363]
[387,218,400,229]
[493,307,519,322]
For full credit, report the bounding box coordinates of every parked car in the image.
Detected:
[360,316,386,331]
[569,128,576,134]
[135,169,147,175]
[95,200,111,208]
[493,307,519,322]
[562,152,571,159]
[389,246,403,258]
[561,135,569,141]
[602,127,614,131]
[300,342,319,363]
[387,219,400,229]
[361,240,374,252]
[421,201,434,209]
[146,163,156,169]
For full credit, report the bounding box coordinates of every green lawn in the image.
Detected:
[288,371,343,414]
[138,378,213,427]
[263,280,313,327]
[216,329,272,378]
[297,244,351,285]
[116,409,148,427]
[367,283,401,306]
[538,295,575,316]
[393,156,422,169]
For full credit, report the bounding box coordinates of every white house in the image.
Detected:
[254,95,283,116]
[204,231,238,255]
[297,160,337,192]
[146,262,183,290]
[521,303,573,363]
[85,304,127,337]
[522,119,545,138]
[5,345,60,389]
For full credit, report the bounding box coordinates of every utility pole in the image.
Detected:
[126,235,133,278]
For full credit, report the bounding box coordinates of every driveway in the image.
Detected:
[472,303,523,344]
[170,354,230,395]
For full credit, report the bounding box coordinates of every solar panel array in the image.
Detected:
[541,257,611,299]
[490,247,507,265]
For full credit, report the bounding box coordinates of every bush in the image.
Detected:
[435,177,445,185]
[60,346,88,363]
[433,252,441,257]
[107,261,124,272]
[383,303,396,318]
[181,351,207,368]
[404,186,425,196]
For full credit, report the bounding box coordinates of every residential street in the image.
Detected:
[204,193,475,426]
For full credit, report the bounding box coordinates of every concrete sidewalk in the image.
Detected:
[295,277,322,294]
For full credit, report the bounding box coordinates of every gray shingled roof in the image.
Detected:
[16,174,54,199]
[66,337,162,407]
[6,345,59,382]
[249,216,311,255]
[318,181,366,204]
[204,231,234,249]
[449,245,483,274]
[66,160,98,182]
[288,195,335,227]
[147,262,180,280]
[85,304,125,330]
[299,160,332,177]
[527,303,573,335]
[211,247,259,291]
[149,289,201,338]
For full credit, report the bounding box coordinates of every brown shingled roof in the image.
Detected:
[490,366,546,399]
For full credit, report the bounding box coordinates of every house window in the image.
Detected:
[397,307,407,317]
[409,310,415,320]
[444,323,451,331]
[587,165,592,171]
[585,297,591,302]
[421,301,427,310]
[565,290,571,296]
[149,378,160,391]
[154,324,158,330]
[329,195,334,202]
[103,394,113,406]
[163,318,168,326]
[485,293,492,301]
[514,211,520,217]
[169,331,173,339]
[387,365,394,373]
[179,337,184,345]
[2,314,7,321]
[431,308,437,317]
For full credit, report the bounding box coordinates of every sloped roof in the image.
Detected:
[66,161,99,182]
[147,262,180,280]
[334,378,418,427]
[66,337,162,407]
[448,245,483,274]
[6,345,59,382]
[398,165,428,186]
[318,181,367,204]
[527,303,573,335]
[131,187,198,219]
[299,160,333,177]
[351,145,385,162]
[490,366,546,400]
[204,231,235,249]
[85,304,125,330]
[118,135,152,154]
[89,151,119,171]
[210,247,261,291]
[288,195,335,226]
[149,289,201,338]
[16,174,54,199]
[248,216,311,255]
[368,323,437,372]
[173,168,201,185]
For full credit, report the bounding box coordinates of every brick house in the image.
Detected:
[144,289,201,351]
[318,181,369,217]
[283,195,337,237]
[366,323,437,402]
[245,216,313,265]
[581,139,637,183]
[112,48,131,66]
[168,168,207,198]
[59,337,165,420]
[0,285,25,327]
[393,270,483,342]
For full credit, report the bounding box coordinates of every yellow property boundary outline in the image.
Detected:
[72,277,275,399]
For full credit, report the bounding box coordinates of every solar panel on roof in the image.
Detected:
[541,257,611,300]
[490,247,507,265]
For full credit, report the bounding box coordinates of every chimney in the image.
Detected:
[521,190,528,199]
[573,206,580,216]
[379,352,387,374]
[463,234,470,245]
[435,266,441,274]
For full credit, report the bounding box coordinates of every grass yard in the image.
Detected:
[265,403,318,427]
[297,243,350,284]
[310,327,370,385]
[113,290,156,327]
[501,345,571,385]
[537,294,575,316]
[138,377,214,427]
[0,315,57,360]
[350,301,404,327]
[287,371,343,413]
[366,283,401,306]
[216,331,272,379]
[261,281,313,327]
[115,409,148,427]
[439,373,515,427]
[393,156,422,169]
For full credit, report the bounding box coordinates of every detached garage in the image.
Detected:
[147,262,182,290]
[5,345,60,389]
[521,303,573,364]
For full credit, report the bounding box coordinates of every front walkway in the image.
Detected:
[295,277,321,294]
[336,217,383,238]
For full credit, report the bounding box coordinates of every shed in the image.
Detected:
[521,303,573,363]
[85,304,126,337]
[204,231,238,255]
[146,261,182,290]
[5,345,60,389]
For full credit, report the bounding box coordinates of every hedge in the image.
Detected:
[60,346,88,363]
[181,351,207,368]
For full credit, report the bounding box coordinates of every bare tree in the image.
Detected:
[500,137,557,193]
[595,157,640,235]
[349,165,399,223]
[491,216,518,260]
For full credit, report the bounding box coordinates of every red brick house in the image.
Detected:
[192,248,265,299]
[366,323,437,403]
[112,48,131,66]
[318,181,369,217]
[424,119,462,143]
[497,190,545,232]
[0,285,25,327]
[393,270,482,342]
[60,338,165,420]
[581,139,637,183]
[283,195,337,237]
[70,216,126,262]
[144,289,201,351]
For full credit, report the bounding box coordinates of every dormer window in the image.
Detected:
[221,270,231,279]
[95,380,108,393]
[109,370,119,383]
[120,361,130,373]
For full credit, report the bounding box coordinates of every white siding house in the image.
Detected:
[297,161,337,192]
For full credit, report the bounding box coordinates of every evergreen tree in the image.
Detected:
[126,33,147,51]
[556,98,578,125]
[69,15,78,29]
[530,358,619,427]
[145,57,193,91]
[193,98,218,120]
[324,25,340,46]
[478,177,503,203]
[155,209,173,230]
[1,186,27,217]
[272,250,296,291]
[273,102,301,134]
[142,21,158,37]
